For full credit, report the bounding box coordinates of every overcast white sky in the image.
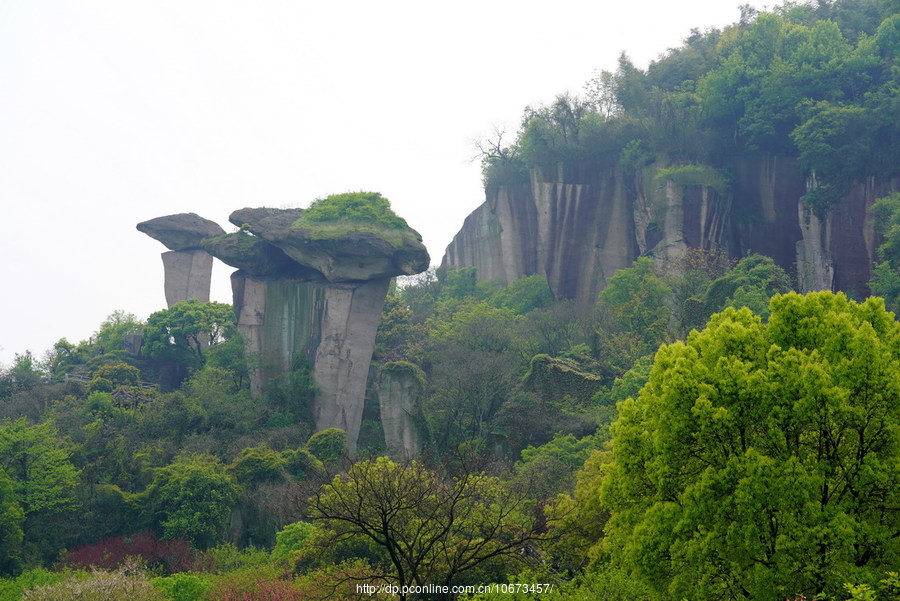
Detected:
[0,0,760,365]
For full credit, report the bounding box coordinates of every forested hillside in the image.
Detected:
[0,1,898,600]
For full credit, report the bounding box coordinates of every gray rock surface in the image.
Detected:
[442,156,899,302]
[137,213,225,251]
[229,207,430,282]
[374,362,425,461]
[161,249,214,307]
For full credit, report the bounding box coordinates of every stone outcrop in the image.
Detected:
[201,206,430,452]
[373,362,426,461]
[137,213,226,251]
[230,207,430,282]
[138,213,225,307]
[442,157,899,303]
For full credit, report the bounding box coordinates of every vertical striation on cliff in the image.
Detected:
[443,156,898,302]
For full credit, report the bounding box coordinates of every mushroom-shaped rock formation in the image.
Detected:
[137,213,225,307]
[200,193,430,452]
[137,213,226,251]
[229,192,429,282]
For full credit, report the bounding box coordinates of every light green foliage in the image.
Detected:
[305,428,348,468]
[311,457,544,594]
[228,446,287,487]
[93,310,143,353]
[21,563,164,601]
[0,469,23,576]
[144,454,239,548]
[516,433,598,499]
[142,299,234,360]
[655,164,729,194]
[0,352,45,398]
[297,191,408,229]
[598,258,670,342]
[486,275,554,315]
[597,292,900,600]
[0,419,79,518]
[152,572,211,601]
[870,193,900,315]
[272,521,315,560]
[0,568,72,601]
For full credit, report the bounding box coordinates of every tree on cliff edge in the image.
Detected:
[143,300,234,361]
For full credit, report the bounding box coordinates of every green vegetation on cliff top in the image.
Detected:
[291,192,416,246]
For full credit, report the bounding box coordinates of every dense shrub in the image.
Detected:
[64,531,195,574]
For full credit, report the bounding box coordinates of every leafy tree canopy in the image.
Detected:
[597,291,899,600]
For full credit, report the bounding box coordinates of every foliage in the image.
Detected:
[515,433,599,499]
[304,429,348,469]
[229,446,288,488]
[870,193,900,315]
[152,572,211,601]
[597,292,900,600]
[21,561,165,601]
[143,300,235,361]
[703,253,793,319]
[310,457,546,598]
[272,521,315,560]
[0,352,46,399]
[64,530,195,574]
[296,191,408,230]
[655,163,729,194]
[143,454,240,549]
[0,418,79,558]
[0,568,72,601]
[0,469,23,576]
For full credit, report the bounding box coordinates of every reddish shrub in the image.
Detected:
[64,531,196,574]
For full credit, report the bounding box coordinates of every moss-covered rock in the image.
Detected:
[229,196,430,282]
[523,354,604,405]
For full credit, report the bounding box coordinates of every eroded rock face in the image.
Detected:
[137,213,225,251]
[161,249,214,307]
[374,362,425,461]
[230,207,430,282]
[443,157,898,302]
[143,201,430,454]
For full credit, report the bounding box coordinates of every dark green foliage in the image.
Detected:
[0,469,23,576]
[305,429,348,468]
[143,454,239,549]
[228,447,287,487]
[870,192,900,314]
[282,448,325,481]
[703,254,792,319]
[523,355,603,405]
[295,191,407,229]
[142,299,235,363]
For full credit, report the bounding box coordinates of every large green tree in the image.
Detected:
[597,292,899,600]
[142,300,234,361]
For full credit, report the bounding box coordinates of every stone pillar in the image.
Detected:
[375,362,425,461]
[161,249,214,307]
[311,278,391,452]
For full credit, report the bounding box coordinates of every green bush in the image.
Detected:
[0,568,72,601]
[272,522,315,560]
[152,572,211,601]
[297,192,407,229]
[305,429,347,468]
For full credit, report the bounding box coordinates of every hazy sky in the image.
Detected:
[0,0,759,365]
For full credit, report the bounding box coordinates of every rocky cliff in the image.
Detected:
[442,156,898,305]
[141,196,429,453]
